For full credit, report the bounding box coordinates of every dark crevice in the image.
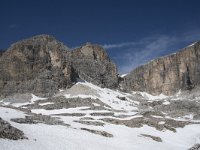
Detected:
[186,65,193,90]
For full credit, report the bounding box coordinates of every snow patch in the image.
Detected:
[139,92,168,100]
[120,74,127,78]
[163,101,170,105]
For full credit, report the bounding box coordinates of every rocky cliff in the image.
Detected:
[122,41,200,95]
[0,35,73,97]
[71,43,118,88]
[0,35,118,97]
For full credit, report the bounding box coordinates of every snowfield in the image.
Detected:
[0,81,200,150]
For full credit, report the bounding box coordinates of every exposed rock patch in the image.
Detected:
[0,117,26,140]
[81,128,113,137]
[101,116,189,132]
[188,144,200,150]
[10,114,68,126]
[74,120,105,126]
[139,134,162,142]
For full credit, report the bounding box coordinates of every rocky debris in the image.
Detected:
[80,117,95,120]
[0,35,73,98]
[80,128,113,137]
[142,100,200,119]
[52,113,86,117]
[70,43,118,88]
[188,144,200,150]
[140,111,165,118]
[11,117,37,124]
[24,96,110,110]
[90,112,114,116]
[1,93,33,104]
[140,134,162,142]
[101,116,189,132]
[11,114,68,126]
[122,41,200,95]
[116,96,127,101]
[74,120,105,126]
[0,117,26,140]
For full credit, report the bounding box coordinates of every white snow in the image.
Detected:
[163,101,170,105]
[1,81,200,150]
[120,74,127,78]
[0,106,200,150]
[187,42,197,48]
[158,121,165,125]
[63,81,138,111]
[92,103,101,107]
[31,94,47,102]
[151,115,163,119]
[138,92,168,100]
[59,89,64,92]
[38,102,54,106]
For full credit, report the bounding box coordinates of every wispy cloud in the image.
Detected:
[105,29,200,74]
[9,24,19,29]
[103,42,136,49]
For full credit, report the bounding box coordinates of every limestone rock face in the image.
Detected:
[71,43,118,88]
[0,35,118,97]
[122,42,200,95]
[0,35,73,97]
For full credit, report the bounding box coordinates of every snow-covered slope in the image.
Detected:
[0,81,200,150]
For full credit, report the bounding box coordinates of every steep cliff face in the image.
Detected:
[0,35,118,97]
[122,41,200,95]
[71,43,118,88]
[0,35,73,97]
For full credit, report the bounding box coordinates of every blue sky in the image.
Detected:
[1,0,200,73]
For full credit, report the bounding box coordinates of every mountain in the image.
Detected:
[0,35,118,98]
[71,42,118,88]
[0,35,200,150]
[0,35,73,97]
[122,41,200,95]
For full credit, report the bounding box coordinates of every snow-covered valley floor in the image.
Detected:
[0,81,200,150]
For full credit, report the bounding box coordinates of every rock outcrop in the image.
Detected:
[0,35,73,97]
[0,35,118,97]
[71,43,118,88]
[122,41,200,95]
[0,117,25,140]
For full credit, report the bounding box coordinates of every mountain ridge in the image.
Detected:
[122,41,200,95]
[1,34,200,97]
[0,35,118,98]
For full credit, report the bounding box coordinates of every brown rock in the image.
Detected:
[0,35,73,97]
[122,41,200,95]
[0,35,118,97]
[71,43,118,88]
